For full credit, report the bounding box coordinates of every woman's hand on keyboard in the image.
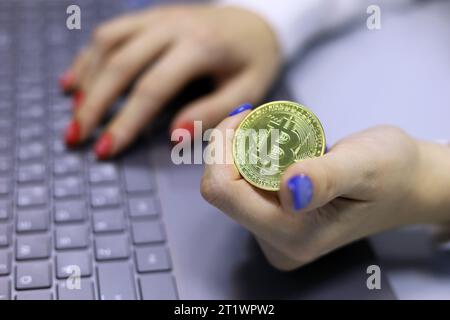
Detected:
[201,112,450,270]
[61,4,281,159]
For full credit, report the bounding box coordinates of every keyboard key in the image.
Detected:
[16,290,53,300]
[89,163,118,184]
[0,157,11,173]
[53,155,82,175]
[0,178,11,196]
[97,262,137,300]
[17,87,44,101]
[123,169,154,193]
[95,234,129,261]
[0,97,12,111]
[131,221,165,244]
[52,116,70,134]
[16,262,52,290]
[17,185,47,207]
[0,250,11,275]
[55,225,89,250]
[57,279,95,300]
[51,100,71,113]
[16,209,49,232]
[93,209,125,233]
[91,186,121,207]
[16,234,50,260]
[18,141,45,161]
[0,141,10,155]
[135,246,171,273]
[54,176,82,198]
[139,274,177,300]
[52,139,67,154]
[123,153,154,192]
[0,134,10,147]
[54,200,86,223]
[0,224,11,247]
[0,200,11,220]
[0,278,11,300]
[128,196,158,218]
[56,251,92,278]
[18,163,46,182]
[0,120,12,132]
[19,123,45,141]
[18,105,45,120]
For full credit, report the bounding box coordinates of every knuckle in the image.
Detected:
[312,202,341,225]
[284,226,324,265]
[360,163,382,195]
[320,164,337,201]
[261,227,320,271]
[266,258,299,272]
[133,78,150,96]
[106,54,129,76]
[200,174,224,208]
[355,125,414,195]
[375,124,406,136]
[285,247,317,268]
[134,77,166,104]
[263,243,317,271]
[167,7,192,21]
[188,28,217,46]
[185,29,224,63]
[92,25,113,48]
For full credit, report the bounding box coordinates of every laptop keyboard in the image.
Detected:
[0,0,178,300]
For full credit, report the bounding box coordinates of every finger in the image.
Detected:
[60,47,91,93]
[169,68,264,135]
[77,11,152,91]
[201,109,290,236]
[278,141,375,214]
[92,42,215,158]
[68,27,173,145]
[61,12,150,93]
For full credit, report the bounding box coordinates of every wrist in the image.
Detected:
[216,0,317,60]
[220,5,282,61]
[411,140,450,224]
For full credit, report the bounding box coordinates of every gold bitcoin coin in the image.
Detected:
[233,101,326,191]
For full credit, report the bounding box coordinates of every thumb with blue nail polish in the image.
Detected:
[287,174,313,211]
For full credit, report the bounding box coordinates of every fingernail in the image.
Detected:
[94,133,113,160]
[228,103,253,116]
[325,144,329,153]
[64,119,80,147]
[72,91,84,111]
[171,121,195,144]
[287,174,313,211]
[59,71,75,91]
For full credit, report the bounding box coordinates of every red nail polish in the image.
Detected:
[59,71,75,91]
[64,119,80,147]
[171,121,195,144]
[94,133,113,160]
[72,91,84,111]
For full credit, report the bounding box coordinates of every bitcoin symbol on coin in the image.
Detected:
[233,101,325,191]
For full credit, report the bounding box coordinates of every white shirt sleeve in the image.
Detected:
[217,0,414,60]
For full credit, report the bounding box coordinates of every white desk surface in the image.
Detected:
[287,0,450,299]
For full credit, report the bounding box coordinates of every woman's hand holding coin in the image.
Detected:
[201,104,450,270]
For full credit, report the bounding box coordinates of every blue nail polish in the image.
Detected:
[287,174,313,211]
[228,103,253,116]
[325,144,329,154]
